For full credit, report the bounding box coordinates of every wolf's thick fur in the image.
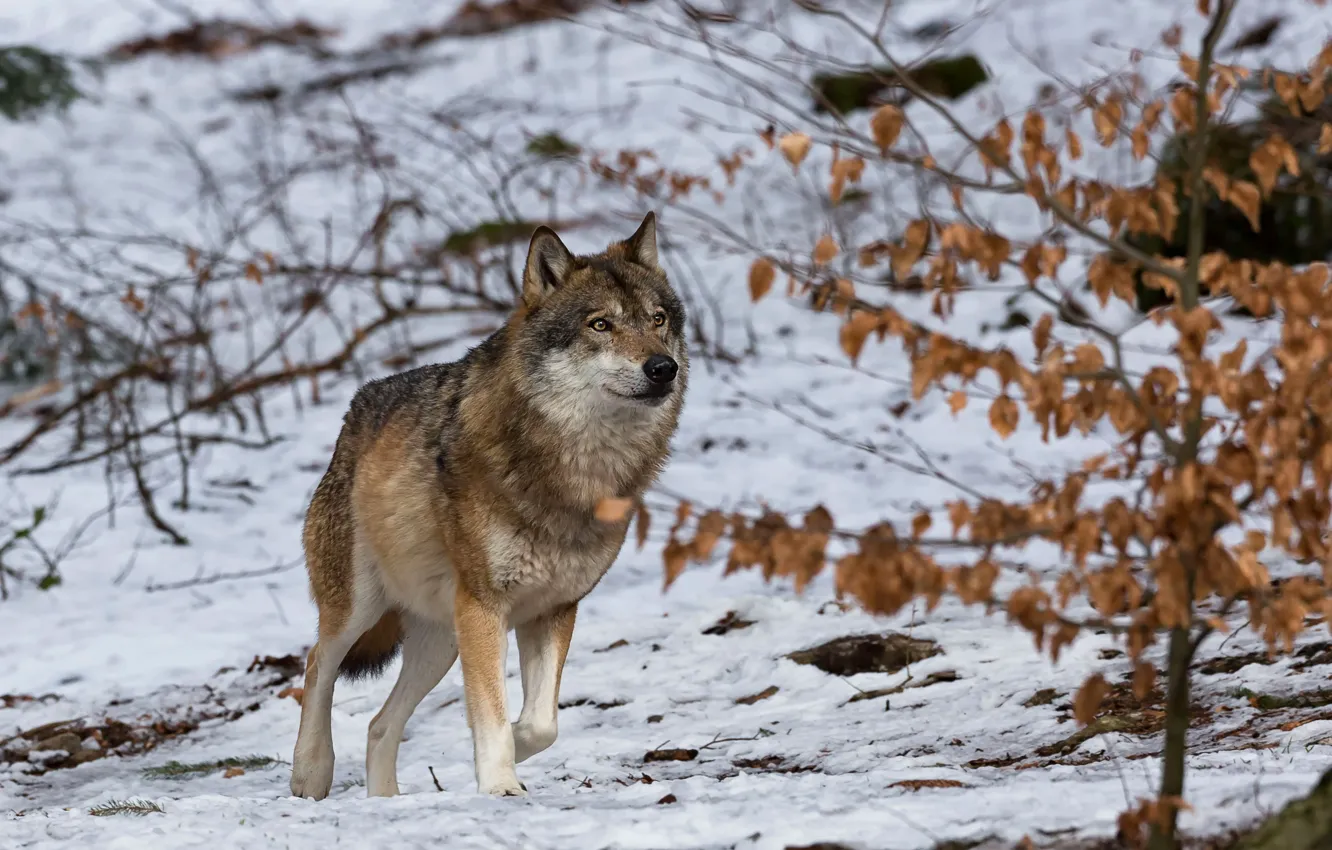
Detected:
[290,213,687,800]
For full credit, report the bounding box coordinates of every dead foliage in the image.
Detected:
[656,4,1332,842]
[703,610,756,635]
[1023,688,1062,708]
[643,747,699,763]
[108,19,336,61]
[441,0,649,39]
[0,648,307,775]
[786,633,942,677]
[731,754,818,774]
[1,693,60,709]
[1,715,203,774]
[890,778,969,790]
[735,685,780,705]
[245,654,304,688]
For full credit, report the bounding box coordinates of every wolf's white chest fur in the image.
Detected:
[484,522,615,625]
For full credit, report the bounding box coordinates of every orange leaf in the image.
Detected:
[948,390,968,415]
[635,501,651,550]
[1073,673,1109,726]
[1131,123,1150,161]
[277,686,304,705]
[122,285,146,314]
[870,105,905,152]
[813,234,839,265]
[1321,124,1332,155]
[1066,128,1083,161]
[839,310,879,364]
[779,132,812,170]
[987,395,1019,439]
[1228,180,1261,231]
[748,257,776,302]
[911,512,932,538]
[224,767,246,778]
[663,539,689,589]
[1032,313,1054,356]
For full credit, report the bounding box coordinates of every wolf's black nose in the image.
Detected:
[642,354,678,385]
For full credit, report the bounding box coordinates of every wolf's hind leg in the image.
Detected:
[513,604,577,763]
[366,614,458,797]
[290,602,386,800]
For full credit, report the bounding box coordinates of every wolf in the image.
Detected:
[289,212,687,800]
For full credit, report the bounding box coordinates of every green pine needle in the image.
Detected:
[88,798,164,817]
[142,754,284,779]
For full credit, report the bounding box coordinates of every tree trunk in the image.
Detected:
[1148,625,1194,850]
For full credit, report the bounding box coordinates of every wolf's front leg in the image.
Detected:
[513,604,577,762]
[455,586,526,797]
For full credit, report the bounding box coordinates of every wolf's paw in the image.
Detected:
[478,773,528,797]
[290,754,334,801]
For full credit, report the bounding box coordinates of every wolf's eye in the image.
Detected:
[589,317,611,332]
[652,311,666,327]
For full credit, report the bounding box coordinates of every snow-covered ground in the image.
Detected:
[4,0,1332,847]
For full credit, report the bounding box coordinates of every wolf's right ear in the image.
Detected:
[522,226,574,309]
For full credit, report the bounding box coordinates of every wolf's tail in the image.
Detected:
[338,610,403,680]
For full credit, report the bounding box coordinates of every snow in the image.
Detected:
[3,0,1332,847]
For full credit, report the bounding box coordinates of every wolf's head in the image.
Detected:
[510,213,688,424]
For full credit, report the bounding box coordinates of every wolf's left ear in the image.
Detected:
[522,226,574,309]
[622,211,660,271]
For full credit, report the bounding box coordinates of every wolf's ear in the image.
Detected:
[621,211,660,271]
[522,226,574,309]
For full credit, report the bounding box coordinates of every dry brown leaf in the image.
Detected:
[277,686,304,705]
[870,105,905,152]
[813,234,839,265]
[748,257,776,302]
[1131,123,1150,161]
[1073,673,1109,726]
[911,512,932,538]
[635,501,651,550]
[948,390,968,415]
[1132,661,1155,701]
[224,767,246,778]
[663,539,689,589]
[1066,128,1083,160]
[829,156,865,202]
[595,498,634,522]
[1228,180,1261,231]
[122,285,146,314]
[779,132,813,170]
[1032,313,1054,356]
[1321,123,1332,154]
[735,685,779,705]
[1093,98,1123,146]
[840,310,879,364]
[988,395,1019,439]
